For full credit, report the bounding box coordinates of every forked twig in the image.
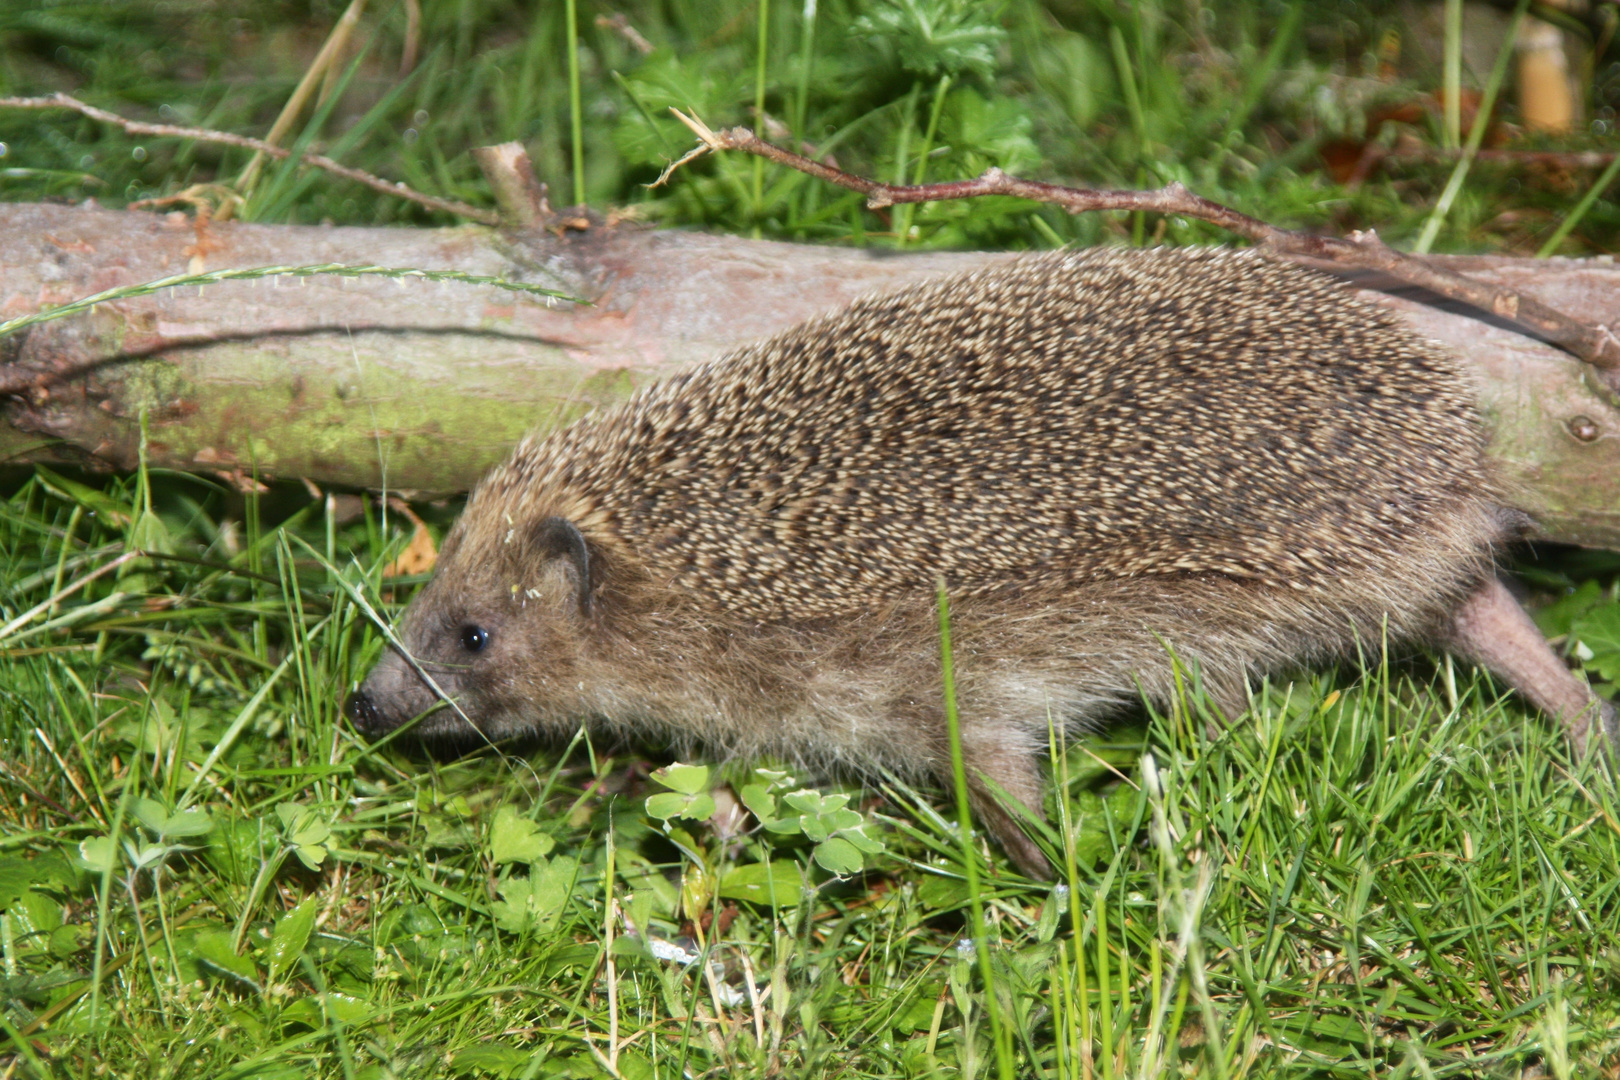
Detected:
[0,92,499,226]
[656,109,1620,376]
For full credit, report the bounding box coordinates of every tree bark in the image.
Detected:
[3,201,1619,547]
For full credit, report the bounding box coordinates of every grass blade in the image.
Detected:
[1537,154,1620,257]
[936,578,1016,1080]
[0,263,579,340]
[1414,0,1528,254]
[566,0,585,206]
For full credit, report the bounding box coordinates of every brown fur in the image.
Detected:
[347,248,1611,877]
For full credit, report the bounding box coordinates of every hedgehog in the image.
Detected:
[345,247,1616,876]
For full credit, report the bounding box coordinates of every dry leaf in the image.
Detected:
[212,469,270,495]
[383,501,437,578]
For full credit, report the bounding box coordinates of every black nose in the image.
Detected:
[344,689,384,735]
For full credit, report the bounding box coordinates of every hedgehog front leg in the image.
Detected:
[1445,576,1620,753]
[956,739,1052,879]
[879,676,1053,876]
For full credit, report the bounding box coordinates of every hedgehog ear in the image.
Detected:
[534,517,593,616]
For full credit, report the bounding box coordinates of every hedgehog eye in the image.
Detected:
[459,625,490,653]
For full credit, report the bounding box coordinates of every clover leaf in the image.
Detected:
[275,803,333,871]
[645,763,716,822]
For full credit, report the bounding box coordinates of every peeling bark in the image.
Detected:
[2,201,1618,547]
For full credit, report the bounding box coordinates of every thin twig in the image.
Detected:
[596,11,654,55]
[657,110,1620,374]
[0,92,499,226]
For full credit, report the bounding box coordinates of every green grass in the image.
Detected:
[3,464,1620,1077]
[6,1,1620,1076]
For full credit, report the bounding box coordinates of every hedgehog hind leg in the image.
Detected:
[1445,575,1619,753]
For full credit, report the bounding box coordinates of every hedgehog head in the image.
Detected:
[344,505,602,745]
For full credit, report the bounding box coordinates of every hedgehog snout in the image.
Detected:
[343,688,386,736]
[345,642,451,739]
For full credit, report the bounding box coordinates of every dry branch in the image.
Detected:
[470,143,553,228]
[3,199,1620,548]
[0,93,498,225]
[658,112,1620,382]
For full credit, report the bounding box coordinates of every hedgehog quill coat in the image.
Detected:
[348,248,1612,875]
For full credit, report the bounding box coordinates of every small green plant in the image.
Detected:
[275,802,334,872]
[486,804,576,936]
[641,762,718,824]
[489,855,579,936]
[645,763,887,876]
[740,770,887,875]
[488,804,556,865]
[852,0,1007,81]
[1529,571,1620,697]
[77,798,214,879]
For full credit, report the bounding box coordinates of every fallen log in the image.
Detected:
[2,200,1618,547]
